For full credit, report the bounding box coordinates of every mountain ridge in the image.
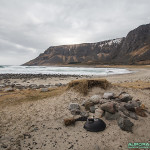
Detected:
[23,23,150,66]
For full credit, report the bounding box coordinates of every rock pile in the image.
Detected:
[67,92,148,132]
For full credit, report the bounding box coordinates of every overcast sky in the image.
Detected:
[0,0,150,65]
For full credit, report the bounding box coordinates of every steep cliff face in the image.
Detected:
[24,23,150,66]
[113,23,150,64]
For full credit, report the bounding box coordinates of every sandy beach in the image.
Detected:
[0,67,150,150]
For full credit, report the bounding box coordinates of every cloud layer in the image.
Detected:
[0,0,150,65]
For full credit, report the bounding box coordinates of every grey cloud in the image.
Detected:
[0,0,150,65]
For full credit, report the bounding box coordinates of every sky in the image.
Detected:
[0,0,150,65]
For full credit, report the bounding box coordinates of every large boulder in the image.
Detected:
[101,102,116,113]
[117,116,134,132]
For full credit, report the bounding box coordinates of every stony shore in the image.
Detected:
[0,67,150,150]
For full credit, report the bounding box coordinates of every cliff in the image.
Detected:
[24,23,150,66]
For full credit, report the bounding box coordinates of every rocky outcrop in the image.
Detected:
[23,23,150,66]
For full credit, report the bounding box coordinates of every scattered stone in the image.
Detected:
[103,92,114,99]
[55,83,62,86]
[4,87,14,92]
[90,106,96,113]
[89,95,101,104]
[135,107,147,117]
[119,93,132,102]
[39,84,45,88]
[105,112,120,120]
[117,116,134,132]
[71,109,81,115]
[101,102,115,113]
[40,88,49,92]
[68,103,80,110]
[95,108,104,118]
[1,143,8,148]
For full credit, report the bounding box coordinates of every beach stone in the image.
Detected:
[95,108,104,118]
[99,99,108,104]
[84,101,95,111]
[16,85,24,90]
[90,106,96,113]
[68,103,80,110]
[4,87,14,92]
[117,116,134,132]
[41,88,49,92]
[105,112,120,120]
[118,106,130,117]
[89,95,101,104]
[124,103,135,112]
[80,111,89,117]
[103,92,114,99]
[128,112,138,120]
[55,83,62,86]
[101,102,115,113]
[39,84,45,88]
[135,107,147,117]
[119,93,132,102]
[130,100,141,107]
[71,109,81,115]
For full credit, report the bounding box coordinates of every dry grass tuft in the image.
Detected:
[64,118,76,126]
[67,79,110,95]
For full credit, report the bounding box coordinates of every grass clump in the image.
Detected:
[67,79,110,95]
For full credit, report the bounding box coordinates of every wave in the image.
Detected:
[0,65,131,75]
[0,65,5,68]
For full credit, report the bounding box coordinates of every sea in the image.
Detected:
[0,65,131,76]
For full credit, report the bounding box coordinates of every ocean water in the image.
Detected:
[0,65,131,76]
